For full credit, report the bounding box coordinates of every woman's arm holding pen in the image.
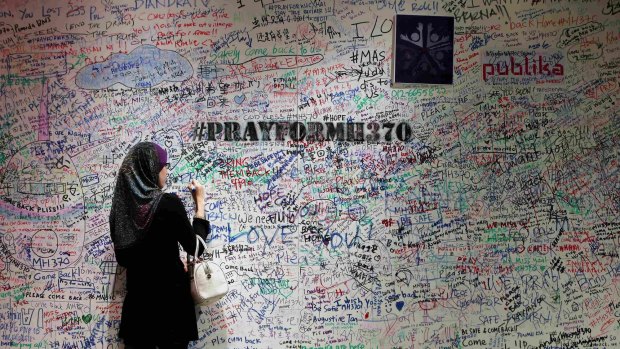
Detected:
[176,179,209,261]
[189,179,209,255]
[189,179,205,220]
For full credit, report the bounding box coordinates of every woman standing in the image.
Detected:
[109,142,209,349]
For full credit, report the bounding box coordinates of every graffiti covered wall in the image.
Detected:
[0,0,619,348]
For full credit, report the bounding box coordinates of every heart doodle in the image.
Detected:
[82,314,93,324]
[234,94,245,104]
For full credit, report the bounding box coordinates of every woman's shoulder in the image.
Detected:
[161,191,181,201]
[158,192,184,210]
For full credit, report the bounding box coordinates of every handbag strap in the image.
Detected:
[194,234,209,260]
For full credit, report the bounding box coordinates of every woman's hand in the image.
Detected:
[189,179,205,219]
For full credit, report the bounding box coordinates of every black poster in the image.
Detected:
[392,15,454,85]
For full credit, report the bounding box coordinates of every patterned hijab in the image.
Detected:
[109,142,168,250]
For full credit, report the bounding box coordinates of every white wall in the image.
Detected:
[0,0,619,348]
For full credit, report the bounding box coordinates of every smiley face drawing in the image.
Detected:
[0,141,85,271]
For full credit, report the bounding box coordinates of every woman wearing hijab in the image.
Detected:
[109,142,210,349]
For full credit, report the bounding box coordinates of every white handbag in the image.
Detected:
[188,235,228,305]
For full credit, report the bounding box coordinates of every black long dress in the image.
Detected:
[112,192,210,345]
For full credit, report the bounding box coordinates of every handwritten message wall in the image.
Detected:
[0,0,619,348]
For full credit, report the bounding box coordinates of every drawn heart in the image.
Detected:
[82,314,93,324]
[164,139,173,148]
[279,280,298,298]
[234,94,245,104]
[396,301,404,311]
[322,236,330,246]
